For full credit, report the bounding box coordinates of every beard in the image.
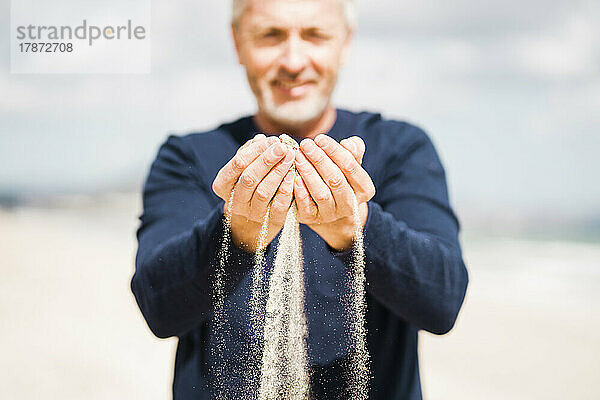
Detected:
[259,87,330,127]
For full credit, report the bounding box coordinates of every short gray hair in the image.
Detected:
[232,0,356,29]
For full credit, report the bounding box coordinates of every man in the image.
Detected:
[131,0,469,399]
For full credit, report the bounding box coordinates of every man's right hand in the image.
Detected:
[212,134,296,252]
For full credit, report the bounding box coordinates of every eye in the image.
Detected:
[260,29,284,40]
[302,29,330,42]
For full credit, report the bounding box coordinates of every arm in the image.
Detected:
[347,134,468,335]
[132,134,296,338]
[131,135,256,338]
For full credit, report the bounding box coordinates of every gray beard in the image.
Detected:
[260,95,329,127]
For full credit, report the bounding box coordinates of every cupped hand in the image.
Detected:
[293,134,375,251]
[212,134,296,252]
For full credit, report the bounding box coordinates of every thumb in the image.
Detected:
[340,136,365,164]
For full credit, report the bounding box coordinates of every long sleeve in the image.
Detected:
[131,135,256,339]
[335,128,468,335]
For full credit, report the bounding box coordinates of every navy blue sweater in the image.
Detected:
[132,109,469,399]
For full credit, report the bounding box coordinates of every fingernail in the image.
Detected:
[301,139,316,155]
[346,139,357,154]
[272,144,284,157]
[314,134,327,148]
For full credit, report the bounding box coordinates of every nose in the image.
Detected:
[278,33,308,75]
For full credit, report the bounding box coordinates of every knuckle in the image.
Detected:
[312,152,326,166]
[278,184,291,197]
[261,154,274,168]
[314,190,330,203]
[329,143,341,157]
[239,173,256,188]
[254,187,270,202]
[273,163,288,176]
[327,174,345,189]
[232,156,246,171]
[253,143,267,155]
[343,159,359,175]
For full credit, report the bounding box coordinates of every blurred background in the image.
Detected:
[1,0,599,399]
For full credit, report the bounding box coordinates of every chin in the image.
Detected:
[262,96,329,128]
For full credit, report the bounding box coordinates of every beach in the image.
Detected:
[1,194,599,399]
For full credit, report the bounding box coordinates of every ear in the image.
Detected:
[231,24,244,65]
[339,26,354,66]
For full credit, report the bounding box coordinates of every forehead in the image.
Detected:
[241,0,345,30]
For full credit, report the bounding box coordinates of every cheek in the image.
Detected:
[244,49,279,80]
[311,47,343,82]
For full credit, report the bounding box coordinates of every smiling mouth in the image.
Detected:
[276,80,310,88]
[272,80,315,97]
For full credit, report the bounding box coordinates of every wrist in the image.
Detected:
[324,223,355,252]
[313,202,369,252]
[229,214,262,253]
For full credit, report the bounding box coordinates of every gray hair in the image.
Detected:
[232,0,356,29]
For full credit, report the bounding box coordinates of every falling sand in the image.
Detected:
[346,196,370,400]
[213,135,369,399]
[213,191,235,400]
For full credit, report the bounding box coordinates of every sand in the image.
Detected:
[257,205,309,400]
[217,134,368,399]
[1,194,599,399]
[213,191,235,400]
[345,197,370,400]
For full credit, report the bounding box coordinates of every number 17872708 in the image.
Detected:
[19,42,73,52]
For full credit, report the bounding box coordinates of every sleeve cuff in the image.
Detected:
[328,201,379,265]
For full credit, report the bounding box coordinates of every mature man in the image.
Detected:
[131,0,469,399]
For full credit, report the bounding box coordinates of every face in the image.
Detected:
[233,0,352,127]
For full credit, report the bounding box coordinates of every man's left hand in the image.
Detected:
[293,134,375,252]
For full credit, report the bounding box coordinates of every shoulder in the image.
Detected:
[175,115,252,162]
[338,109,440,171]
[339,109,432,151]
[149,115,253,187]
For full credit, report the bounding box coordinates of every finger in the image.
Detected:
[317,135,375,203]
[235,142,289,204]
[250,148,295,215]
[212,136,270,199]
[293,172,318,224]
[300,138,354,216]
[340,138,360,163]
[237,134,267,158]
[294,147,336,219]
[243,133,266,149]
[269,169,295,225]
[340,136,366,164]
[266,135,280,146]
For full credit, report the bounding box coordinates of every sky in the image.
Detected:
[1,0,599,225]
